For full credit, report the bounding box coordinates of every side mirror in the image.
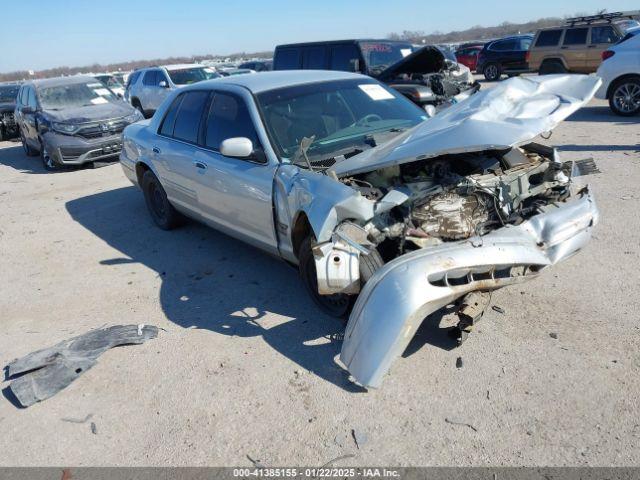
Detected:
[220,137,254,158]
[158,80,169,88]
[22,106,34,114]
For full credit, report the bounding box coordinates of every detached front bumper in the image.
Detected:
[340,187,599,388]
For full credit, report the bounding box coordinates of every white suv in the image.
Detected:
[596,28,640,116]
[124,64,220,117]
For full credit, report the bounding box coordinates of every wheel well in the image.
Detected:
[606,74,640,99]
[540,58,566,68]
[291,212,312,260]
[131,97,141,107]
[135,162,150,186]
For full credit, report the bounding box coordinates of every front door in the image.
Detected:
[193,90,278,253]
[560,27,589,72]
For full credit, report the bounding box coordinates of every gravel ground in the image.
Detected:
[0,90,639,466]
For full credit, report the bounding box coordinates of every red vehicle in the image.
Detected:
[455,45,484,72]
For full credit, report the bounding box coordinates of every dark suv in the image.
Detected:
[15,76,142,170]
[0,83,20,141]
[476,35,533,81]
[273,39,479,111]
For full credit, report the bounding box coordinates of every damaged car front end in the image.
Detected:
[276,74,602,388]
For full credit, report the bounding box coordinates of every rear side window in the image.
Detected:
[330,44,360,71]
[490,39,517,51]
[519,37,532,50]
[172,91,209,144]
[591,26,620,44]
[143,71,158,86]
[159,94,184,137]
[274,49,301,69]
[204,92,259,152]
[563,28,588,45]
[535,30,563,47]
[303,46,327,69]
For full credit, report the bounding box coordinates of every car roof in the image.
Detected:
[163,63,205,71]
[276,38,412,48]
[181,70,366,94]
[26,75,99,89]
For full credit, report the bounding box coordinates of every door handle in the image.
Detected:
[152,146,161,154]
[194,161,207,170]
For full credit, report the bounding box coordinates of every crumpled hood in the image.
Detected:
[374,45,446,81]
[0,102,16,113]
[330,75,602,177]
[43,101,135,123]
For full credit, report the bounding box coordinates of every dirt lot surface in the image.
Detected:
[1,89,639,466]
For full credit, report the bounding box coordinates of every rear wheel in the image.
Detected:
[141,170,183,230]
[483,63,501,81]
[539,60,567,75]
[609,77,640,116]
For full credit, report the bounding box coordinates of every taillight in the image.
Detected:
[525,51,531,63]
[602,50,615,61]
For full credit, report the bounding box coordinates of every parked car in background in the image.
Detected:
[455,44,484,72]
[238,60,272,72]
[94,73,126,98]
[0,83,20,141]
[528,13,631,74]
[120,70,600,388]
[273,39,479,111]
[596,28,640,115]
[476,35,533,81]
[14,76,142,170]
[125,64,220,118]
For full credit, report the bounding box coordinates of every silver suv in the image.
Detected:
[124,64,220,117]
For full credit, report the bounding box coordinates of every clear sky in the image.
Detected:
[0,0,636,72]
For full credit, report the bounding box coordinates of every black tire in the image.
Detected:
[39,138,59,171]
[483,63,502,81]
[298,236,384,319]
[0,127,4,142]
[20,129,38,157]
[608,77,640,117]
[539,60,566,75]
[141,170,183,230]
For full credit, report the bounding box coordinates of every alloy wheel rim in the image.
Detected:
[613,83,640,113]
[42,145,55,169]
[486,65,497,79]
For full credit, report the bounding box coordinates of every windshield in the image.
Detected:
[257,79,426,164]
[167,67,220,85]
[38,81,119,110]
[0,85,19,103]
[95,75,123,90]
[359,42,416,73]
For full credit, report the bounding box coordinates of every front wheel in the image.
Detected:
[39,138,59,171]
[483,63,501,81]
[141,170,183,230]
[609,77,640,116]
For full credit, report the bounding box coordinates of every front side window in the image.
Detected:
[28,88,37,109]
[205,92,259,151]
[257,79,425,162]
[37,82,118,110]
[564,28,588,45]
[536,30,563,47]
[330,44,361,72]
[143,71,158,86]
[591,26,620,44]
[172,91,209,143]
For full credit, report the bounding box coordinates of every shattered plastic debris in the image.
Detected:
[5,324,158,407]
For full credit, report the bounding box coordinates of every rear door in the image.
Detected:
[561,27,589,72]
[587,25,623,71]
[193,89,278,253]
[153,90,210,218]
[490,39,521,71]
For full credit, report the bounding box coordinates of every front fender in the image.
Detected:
[340,188,598,388]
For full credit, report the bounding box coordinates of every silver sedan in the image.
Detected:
[120,70,601,388]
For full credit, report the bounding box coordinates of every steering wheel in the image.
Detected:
[354,113,383,127]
